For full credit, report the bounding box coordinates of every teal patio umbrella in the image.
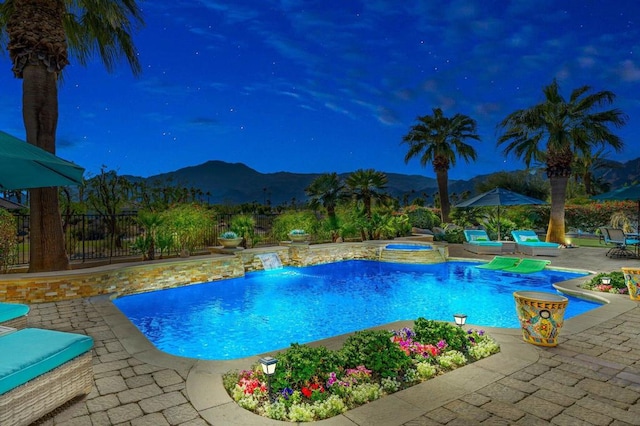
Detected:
[454,188,548,240]
[0,131,84,190]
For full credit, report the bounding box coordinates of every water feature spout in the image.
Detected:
[256,253,283,270]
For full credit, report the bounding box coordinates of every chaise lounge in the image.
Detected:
[463,230,503,255]
[0,302,30,329]
[0,328,94,426]
[511,230,560,257]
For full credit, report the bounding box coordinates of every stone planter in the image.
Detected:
[621,268,640,300]
[219,237,243,249]
[513,291,568,347]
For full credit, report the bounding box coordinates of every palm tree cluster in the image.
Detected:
[305,169,393,241]
[402,81,627,244]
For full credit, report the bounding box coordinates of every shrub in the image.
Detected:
[0,209,17,273]
[413,318,467,352]
[339,330,414,379]
[271,344,345,391]
[405,206,441,229]
[271,211,319,241]
[581,271,627,294]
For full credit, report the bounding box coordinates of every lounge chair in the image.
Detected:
[599,227,639,258]
[0,303,29,329]
[463,230,503,255]
[511,230,560,257]
[502,258,551,274]
[0,328,94,426]
[476,256,521,270]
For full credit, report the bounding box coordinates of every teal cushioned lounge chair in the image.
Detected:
[511,230,560,257]
[463,230,503,255]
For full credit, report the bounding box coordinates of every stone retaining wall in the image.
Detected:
[0,242,448,304]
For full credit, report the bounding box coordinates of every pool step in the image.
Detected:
[379,247,445,264]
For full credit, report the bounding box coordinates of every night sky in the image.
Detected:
[1,0,638,180]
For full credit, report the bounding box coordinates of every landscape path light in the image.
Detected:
[259,356,278,403]
[453,313,467,327]
[601,276,611,285]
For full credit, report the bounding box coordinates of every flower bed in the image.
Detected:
[223,318,500,422]
[581,271,627,294]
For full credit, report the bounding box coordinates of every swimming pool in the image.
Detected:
[113,260,595,360]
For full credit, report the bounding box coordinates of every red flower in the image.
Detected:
[301,387,312,398]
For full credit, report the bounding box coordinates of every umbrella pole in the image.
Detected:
[497,206,501,241]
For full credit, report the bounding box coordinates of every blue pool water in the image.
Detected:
[385,244,432,250]
[113,260,595,360]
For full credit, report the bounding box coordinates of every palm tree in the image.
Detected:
[0,0,143,272]
[402,108,480,223]
[305,172,345,222]
[572,147,618,196]
[498,80,627,243]
[345,169,389,220]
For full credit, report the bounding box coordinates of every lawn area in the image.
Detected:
[568,237,604,248]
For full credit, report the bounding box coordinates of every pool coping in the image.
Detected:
[91,265,638,426]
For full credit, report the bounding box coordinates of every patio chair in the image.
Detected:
[463,230,503,255]
[511,230,560,257]
[599,227,640,258]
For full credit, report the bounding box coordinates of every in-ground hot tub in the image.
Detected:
[380,243,443,263]
[385,243,433,251]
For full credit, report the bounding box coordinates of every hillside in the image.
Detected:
[126,158,639,206]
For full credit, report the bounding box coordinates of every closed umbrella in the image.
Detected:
[454,187,548,240]
[0,131,84,190]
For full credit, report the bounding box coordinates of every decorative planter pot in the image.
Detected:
[513,291,568,347]
[621,268,640,300]
[288,234,308,243]
[219,237,243,248]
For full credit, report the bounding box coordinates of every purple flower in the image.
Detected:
[281,387,293,399]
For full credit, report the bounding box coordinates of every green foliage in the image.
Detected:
[413,318,467,352]
[443,226,465,244]
[404,206,441,230]
[581,271,626,292]
[160,204,212,255]
[339,330,414,378]
[271,211,319,241]
[0,209,17,273]
[271,344,345,391]
[565,201,636,233]
[229,214,257,247]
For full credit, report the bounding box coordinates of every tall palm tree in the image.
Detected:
[306,173,345,241]
[402,108,480,223]
[305,173,345,222]
[345,169,389,220]
[498,80,627,243]
[0,0,143,272]
[572,147,618,196]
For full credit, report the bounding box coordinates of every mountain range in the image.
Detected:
[127,158,640,206]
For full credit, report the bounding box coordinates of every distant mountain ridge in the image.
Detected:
[126,158,640,205]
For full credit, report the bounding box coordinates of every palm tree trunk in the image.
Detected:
[436,171,450,222]
[23,64,70,271]
[545,175,568,244]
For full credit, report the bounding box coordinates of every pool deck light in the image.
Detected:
[601,277,611,285]
[453,313,467,327]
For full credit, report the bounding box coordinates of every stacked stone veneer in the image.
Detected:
[0,242,447,303]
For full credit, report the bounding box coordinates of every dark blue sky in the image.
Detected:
[1,0,638,180]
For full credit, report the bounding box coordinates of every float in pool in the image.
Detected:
[113,260,595,360]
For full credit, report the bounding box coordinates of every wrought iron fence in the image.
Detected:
[13,213,281,266]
